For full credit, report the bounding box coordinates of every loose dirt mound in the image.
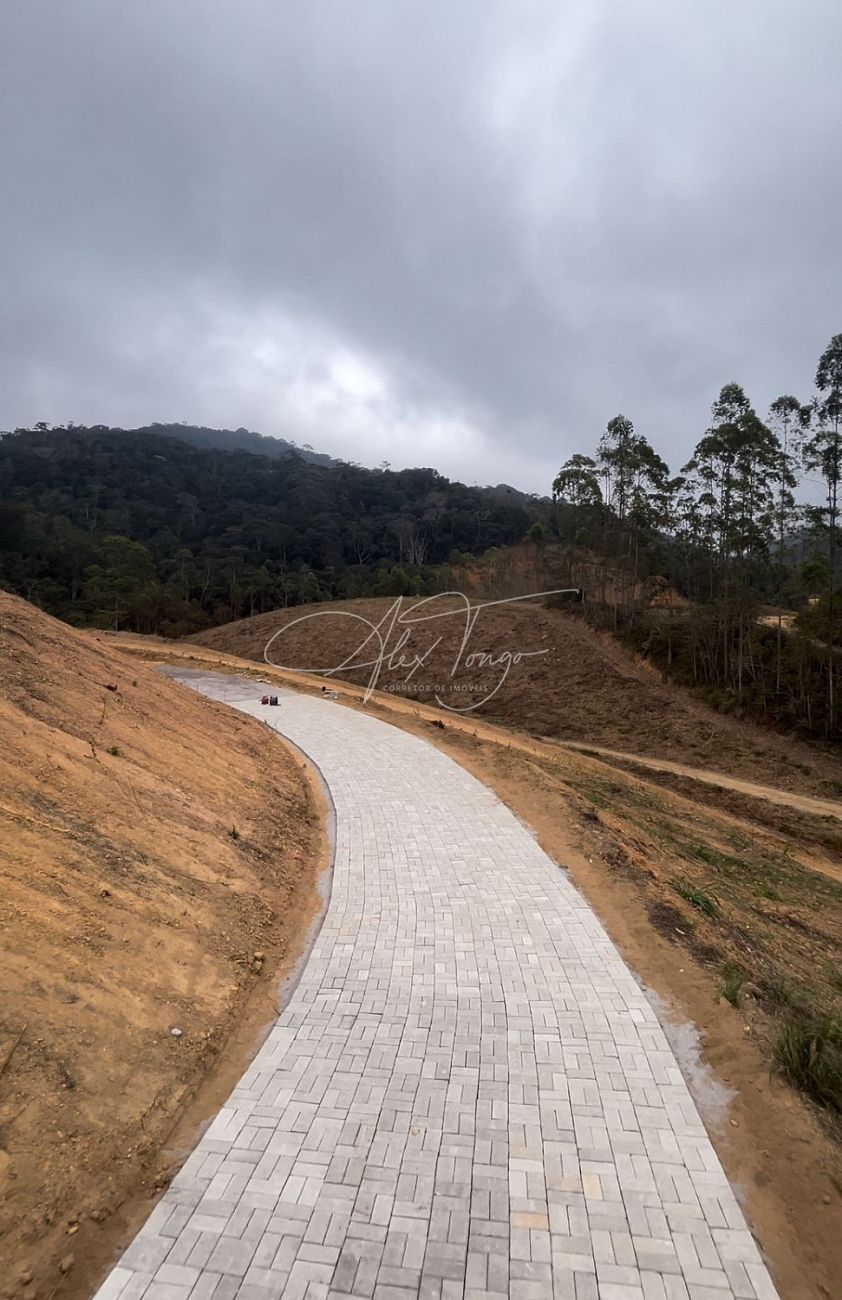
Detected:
[0,594,319,1296]
[190,597,842,798]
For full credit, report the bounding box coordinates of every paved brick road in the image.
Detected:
[95,673,778,1300]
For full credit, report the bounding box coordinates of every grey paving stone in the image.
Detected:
[93,676,782,1300]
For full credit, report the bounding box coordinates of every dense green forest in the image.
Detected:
[552,333,842,738]
[1,332,840,740]
[0,425,547,633]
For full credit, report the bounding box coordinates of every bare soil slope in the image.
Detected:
[0,594,320,1296]
[190,598,842,798]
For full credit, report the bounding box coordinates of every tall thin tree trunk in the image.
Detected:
[828,451,837,734]
[776,464,785,697]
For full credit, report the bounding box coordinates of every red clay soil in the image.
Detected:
[0,594,322,1298]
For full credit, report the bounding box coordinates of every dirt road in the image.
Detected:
[554,739,842,822]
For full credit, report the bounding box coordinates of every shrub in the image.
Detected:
[671,879,719,918]
[720,964,746,1007]
[774,1016,842,1112]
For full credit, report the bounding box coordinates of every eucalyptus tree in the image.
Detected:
[592,415,669,617]
[803,334,842,727]
[768,395,809,692]
[671,472,703,591]
[679,449,716,599]
[552,453,604,563]
[731,408,779,564]
[552,453,603,508]
[684,385,779,693]
[683,385,745,611]
[596,414,636,532]
[625,437,671,613]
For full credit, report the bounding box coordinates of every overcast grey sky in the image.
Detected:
[1,2,840,492]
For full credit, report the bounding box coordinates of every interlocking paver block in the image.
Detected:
[93,673,782,1300]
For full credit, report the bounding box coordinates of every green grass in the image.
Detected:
[773,1016,842,1112]
[720,963,746,1007]
[671,879,719,918]
[692,843,735,869]
[764,975,805,1009]
[579,784,611,811]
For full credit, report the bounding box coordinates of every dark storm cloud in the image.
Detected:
[1,1,840,490]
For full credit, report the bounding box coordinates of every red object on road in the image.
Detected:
[261,695,269,705]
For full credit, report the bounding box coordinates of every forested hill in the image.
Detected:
[0,420,344,466]
[0,425,547,633]
[129,421,340,466]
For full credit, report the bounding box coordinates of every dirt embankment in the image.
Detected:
[189,597,842,800]
[113,637,842,1300]
[406,717,842,1300]
[0,594,322,1298]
